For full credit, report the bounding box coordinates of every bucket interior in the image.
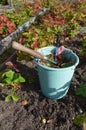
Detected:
[36,46,79,68]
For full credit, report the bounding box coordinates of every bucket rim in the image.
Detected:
[34,46,79,70]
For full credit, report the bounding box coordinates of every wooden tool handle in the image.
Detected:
[12,41,44,60]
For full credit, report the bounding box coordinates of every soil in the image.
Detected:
[0,36,86,130]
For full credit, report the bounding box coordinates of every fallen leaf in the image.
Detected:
[42,118,46,124]
[47,119,54,124]
[83,119,86,130]
[22,100,28,106]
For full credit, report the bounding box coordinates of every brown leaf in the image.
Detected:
[42,118,46,124]
[83,120,86,130]
[22,100,28,106]
[47,119,54,124]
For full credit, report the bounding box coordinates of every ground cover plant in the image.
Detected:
[0,62,25,102]
[16,0,86,61]
[0,0,43,40]
[0,14,16,40]
[74,84,86,129]
[0,0,86,130]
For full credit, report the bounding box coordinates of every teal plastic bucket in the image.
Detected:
[35,46,79,99]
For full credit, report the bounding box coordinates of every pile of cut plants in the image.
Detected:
[0,0,86,130]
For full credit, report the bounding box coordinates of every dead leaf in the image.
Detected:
[42,118,46,124]
[22,100,28,106]
[83,120,86,130]
[47,119,54,124]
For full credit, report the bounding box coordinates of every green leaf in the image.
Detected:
[35,29,40,33]
[0,71,5,78]
[2,70,14,80]
[1,70,25,85]
[47,27,51,33]
[18,76,25,83]
[61,62,71,67]
[74,114,83,125]
[5,95,12,102]
[13,73,25,83]
[55,26,62,34]
[29,77,34,84]
[75,84,86,97]
[3,78,13,85]
[12,95,20,101]
[74,113,86,125]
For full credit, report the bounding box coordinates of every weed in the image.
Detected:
[74,84,86,130]
[5,88,20,102]
[0,68,25,102]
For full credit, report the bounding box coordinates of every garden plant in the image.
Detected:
[0,0,86,130]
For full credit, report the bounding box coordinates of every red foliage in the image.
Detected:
[41,13,66,27]
[31,40,39,49]
[19,38,26,44]
[0,15,16,39]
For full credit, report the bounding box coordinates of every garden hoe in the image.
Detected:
[12,41,57,64]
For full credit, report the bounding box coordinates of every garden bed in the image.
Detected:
[0,1,86,130]
[0,1,50,55]
[0,36,86,130]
